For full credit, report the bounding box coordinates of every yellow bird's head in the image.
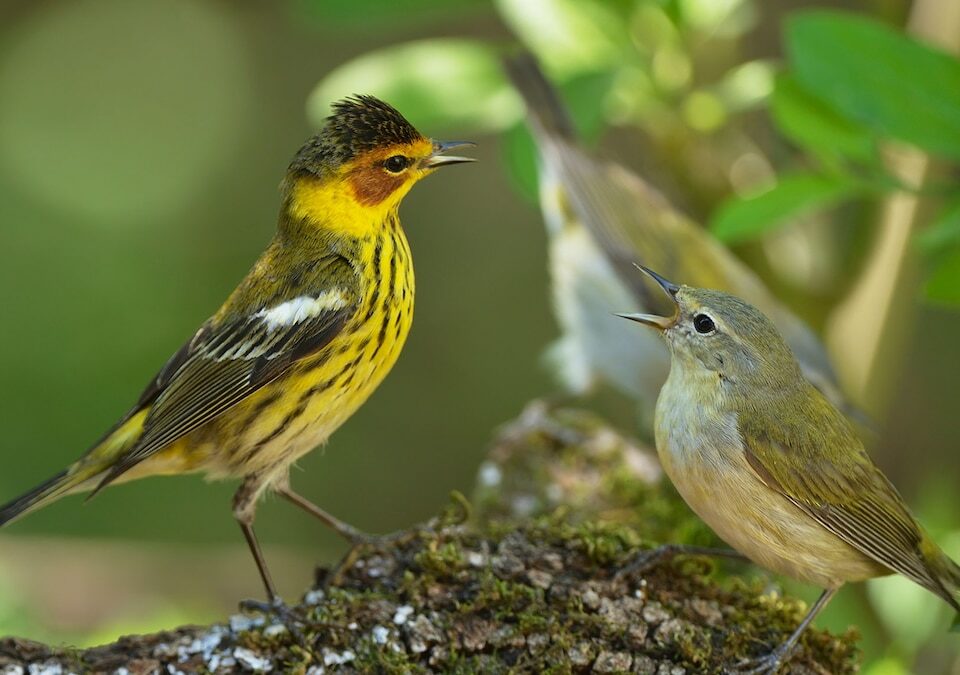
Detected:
[284,95,474,236]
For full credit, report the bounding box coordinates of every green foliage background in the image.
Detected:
[0,0,959,672]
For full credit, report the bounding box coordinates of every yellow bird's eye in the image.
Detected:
[384,155,410,173]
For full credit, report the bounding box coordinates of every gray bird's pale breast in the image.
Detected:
[654,368,886,588]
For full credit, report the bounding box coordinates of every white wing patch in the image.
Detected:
[256,289,348,331]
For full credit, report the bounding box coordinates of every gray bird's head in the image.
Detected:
[617,265,803,393]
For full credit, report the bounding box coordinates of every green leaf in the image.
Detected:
[926,248,960,305]
[494,0,633,75]
[787,11,960,159]
[500,122,539,204]
[308,39,520,135]
[678,0,756,37]
[554,69,617,143]
[716,59,775,112]
[917,199,960,253]
[710,173,862,243]
[502,69,615,203]
[771,74,878,163]
[298,0,485,28]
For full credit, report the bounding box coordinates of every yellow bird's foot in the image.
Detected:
[238,596,306,645]
[615,543,747,581]
[320,521,435,589]
[335,523,414,548]
[278,485,426,549]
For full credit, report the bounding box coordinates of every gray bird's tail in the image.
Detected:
[946,557,960,631]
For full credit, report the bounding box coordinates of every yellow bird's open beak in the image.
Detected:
[422,140,477,168]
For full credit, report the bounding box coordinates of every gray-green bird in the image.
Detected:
[503,52,852,424]
[618,265,959,673]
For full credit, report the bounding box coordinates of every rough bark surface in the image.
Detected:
[0,404,859,674]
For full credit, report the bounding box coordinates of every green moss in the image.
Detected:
[295,508,850,671]
[563,518,642,566]
[414,539,465,577]
[3,405,861,673]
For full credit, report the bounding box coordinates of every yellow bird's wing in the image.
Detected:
[93,253,359,490]
[738,388,958,608]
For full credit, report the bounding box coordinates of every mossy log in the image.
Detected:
[0,403,859,674]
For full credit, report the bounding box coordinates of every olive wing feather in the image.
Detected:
[739,394,955,605]
[93,255,359,489]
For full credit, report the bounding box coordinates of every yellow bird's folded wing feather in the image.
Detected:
[739,389,959,609]
[93,253,360,490]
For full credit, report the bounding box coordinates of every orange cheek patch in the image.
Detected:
[349,166,406,206]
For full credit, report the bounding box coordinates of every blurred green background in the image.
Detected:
[1,0,959,672]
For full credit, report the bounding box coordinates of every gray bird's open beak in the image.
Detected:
[615,264,681,331]
[423,140,477,168]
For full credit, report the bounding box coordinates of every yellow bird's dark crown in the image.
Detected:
[289,95,423,176]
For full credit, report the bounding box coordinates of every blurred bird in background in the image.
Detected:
[503,52,855,427]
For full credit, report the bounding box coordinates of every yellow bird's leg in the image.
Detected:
[279,484,424,591]
[616,543,748,581]
[233,475,279,601]
[234,475,305,638]
[737,587,838,674]
[276,485,381,545]
[275,483,429,590]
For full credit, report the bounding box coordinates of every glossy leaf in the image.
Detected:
[917,200,960,253]
[503,69,616,203]
[299,0,484,28]
[926,248,960,305]
[710,173,862,243]
[772,74,878,163]
[555,69,617,143]
[308,39,520,135]
[501,123,539,204]
[787,11,960,159]
[494,0,633,75]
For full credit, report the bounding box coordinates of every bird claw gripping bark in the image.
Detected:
[238,596,307,645]
[732,643,794,674]
[615,543,747,581]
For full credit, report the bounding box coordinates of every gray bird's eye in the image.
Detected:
[693,313,716,334]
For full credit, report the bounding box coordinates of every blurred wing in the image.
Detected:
[739,396,950,600]
[550,146,707,307]
[503,51,725,312]
[505,52,851,414]
[95,255,358,488]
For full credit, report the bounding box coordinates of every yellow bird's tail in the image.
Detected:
[0,409,148,527]
[1,469,74,526]
[0,465,105,527]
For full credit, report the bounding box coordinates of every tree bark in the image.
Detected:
[0,403,859,674]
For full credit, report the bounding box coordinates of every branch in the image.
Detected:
[0,404,859,673]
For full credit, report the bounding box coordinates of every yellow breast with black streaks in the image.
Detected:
[174,212,414,482]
